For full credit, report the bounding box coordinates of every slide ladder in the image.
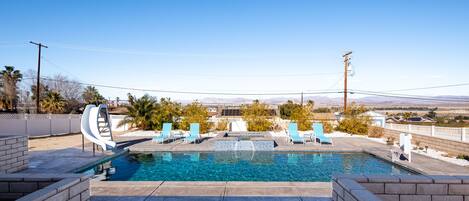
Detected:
[81,104,116,151]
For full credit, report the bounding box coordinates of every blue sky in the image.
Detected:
[1,0,468,101]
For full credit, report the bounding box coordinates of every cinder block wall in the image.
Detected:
[333,174,469,201]
[383,128,469,156]
[0,136,28,173]
[0,173,90,201]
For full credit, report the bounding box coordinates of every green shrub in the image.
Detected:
[119,94,157,130]
[337,118,369,135]
[181,101,210,134]
[313,107,331,113]
[242,100,272,131]
[457,154,469,161]
[336,103,371,135]
[290,105,313,131]
[279,100,301,119]
[152,98,182,130]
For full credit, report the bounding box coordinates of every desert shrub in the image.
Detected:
[216,118,229,131]
[321,121,333,133]
[367,126,384,138]
[457,154,469,161]
[279,100,301,119]
[241,100,272,131]
[337,118,369,135]
[313,107,331,113]
[290,105,313,131]
[336,103,371,135]
[181,101,210,134]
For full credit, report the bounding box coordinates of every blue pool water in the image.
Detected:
[83,152,415,182]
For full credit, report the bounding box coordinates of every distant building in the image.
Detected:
[362,111,386,127]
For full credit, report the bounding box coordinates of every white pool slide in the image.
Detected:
[81,104,116,151]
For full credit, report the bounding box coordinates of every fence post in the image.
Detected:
[69,114,72,134]
[24,113,28,136]
[408,124,412,133]
[49,113,52,135]
[462,128,466,142]
[431,125,435,137]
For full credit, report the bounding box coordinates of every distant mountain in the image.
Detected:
[177,95,469,107]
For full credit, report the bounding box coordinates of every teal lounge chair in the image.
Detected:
[288,123,305,144]
[184,123,200,143]
[313,123,332,144]
[153,123,172,143]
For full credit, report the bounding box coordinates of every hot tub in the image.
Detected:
[214,132,275,151]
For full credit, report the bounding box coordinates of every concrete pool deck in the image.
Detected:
[21,133,469,200]
[91,181,332,201]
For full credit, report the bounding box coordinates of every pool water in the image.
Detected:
[83,151,415,182]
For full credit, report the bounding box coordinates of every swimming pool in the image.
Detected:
[82,151,415,182]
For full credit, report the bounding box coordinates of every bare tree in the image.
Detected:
[22,71,83,113]
[44,74,82,101]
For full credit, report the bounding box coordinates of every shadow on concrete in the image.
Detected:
[116,138,151,149]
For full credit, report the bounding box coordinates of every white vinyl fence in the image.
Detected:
[0,114,129,137]
[385,123,468,142]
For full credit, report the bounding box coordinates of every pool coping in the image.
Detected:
[91,180,333,199]
[70,148,129,173]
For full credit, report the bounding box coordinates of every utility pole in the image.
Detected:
[30,41,48,113]
[342,51,352,112]
[300,91,304,106]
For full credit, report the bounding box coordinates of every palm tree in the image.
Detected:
[82,86,106,105]
[40,91,66,113]
[1,66,22,111]
[118,94,156,130]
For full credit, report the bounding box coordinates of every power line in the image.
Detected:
[37,54,341,79]
[350,89,469,100]
[351,91,469,103]
[40,56,81,80]
[49,42,321,59]
[19,76,469,102]
[375,82,469,92]
[22,76,340,96]
[168,72,342,78]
